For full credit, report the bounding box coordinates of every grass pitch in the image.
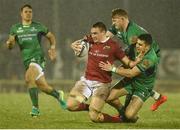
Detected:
[0,92,179,129]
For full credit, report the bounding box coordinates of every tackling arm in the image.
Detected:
[115,66,141,78]
[99,61,141,78]
[121,56,142,68]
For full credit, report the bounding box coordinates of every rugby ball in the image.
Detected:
[75,40,89,57]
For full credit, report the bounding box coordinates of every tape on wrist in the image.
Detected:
[112,67,117,73]
[50,45,55,49]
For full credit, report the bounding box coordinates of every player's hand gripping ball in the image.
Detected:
[75,40,89,57]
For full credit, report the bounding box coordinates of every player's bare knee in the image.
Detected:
[95,86,110,101]
[66,101,76,111]
[25,75,36,87]
[89,110,99,122]
[66,96,79,111]
[88,107,102,122]
[25,67,37,86]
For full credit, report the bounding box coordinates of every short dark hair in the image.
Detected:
[112,8,128,18]
[21,4,32,12]
[92,22,107,32]
[138,34,152,45]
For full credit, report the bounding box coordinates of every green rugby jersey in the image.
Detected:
[109,21,160,58]
[9,21,48,63]
[133,47,158,90]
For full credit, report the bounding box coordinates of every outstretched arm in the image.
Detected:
[46,32,57,62]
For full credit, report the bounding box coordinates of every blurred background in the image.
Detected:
[0,0,180,92]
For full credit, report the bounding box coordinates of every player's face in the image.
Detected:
[112,15,124,31]
[136,39,147,53]
[21,7,32,22]
[90,27,105,43]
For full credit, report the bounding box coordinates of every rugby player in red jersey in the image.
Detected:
[66,22,142,123]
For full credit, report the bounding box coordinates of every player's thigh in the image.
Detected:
[112,77,131,89]
[69,80,87,98]
[125,96,143,119]
[89,96,106,113]
[35,75,49,89]
[108,77,132,100]
[67,80,87,106]
[90,84,110,111]
[25,65,39,85]
[107,87,129,101]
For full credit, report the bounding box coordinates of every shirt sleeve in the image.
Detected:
[108,25,118,35]
[39,23,49,35]
[136,58,154,73]
[9,25,16,36]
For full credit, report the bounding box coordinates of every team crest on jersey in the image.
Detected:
[30,27,37,32]
[103,45,111,50]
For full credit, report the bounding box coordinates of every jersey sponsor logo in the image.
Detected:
[94,50,100,53]
[18,33,36,38]
[23,25,30,28]
[17,27,24,33]
[89,51,109,58]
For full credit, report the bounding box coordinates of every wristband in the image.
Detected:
[50,45,55,49]
[112,67,117,73]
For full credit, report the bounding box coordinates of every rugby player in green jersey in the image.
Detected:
[6,4,66,117]
[99,34,159,122]
[106,8,167,111]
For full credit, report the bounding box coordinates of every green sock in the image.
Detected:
[28,87,39,108]
[124,94,132,108]
[46,89,59,100]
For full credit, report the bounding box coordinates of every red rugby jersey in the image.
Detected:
[85,38,125,83]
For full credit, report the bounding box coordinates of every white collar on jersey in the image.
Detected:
[101,37,110,43]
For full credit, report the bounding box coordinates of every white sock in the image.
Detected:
[152,90,161,100]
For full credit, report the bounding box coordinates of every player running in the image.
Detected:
[6,4,66,117]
